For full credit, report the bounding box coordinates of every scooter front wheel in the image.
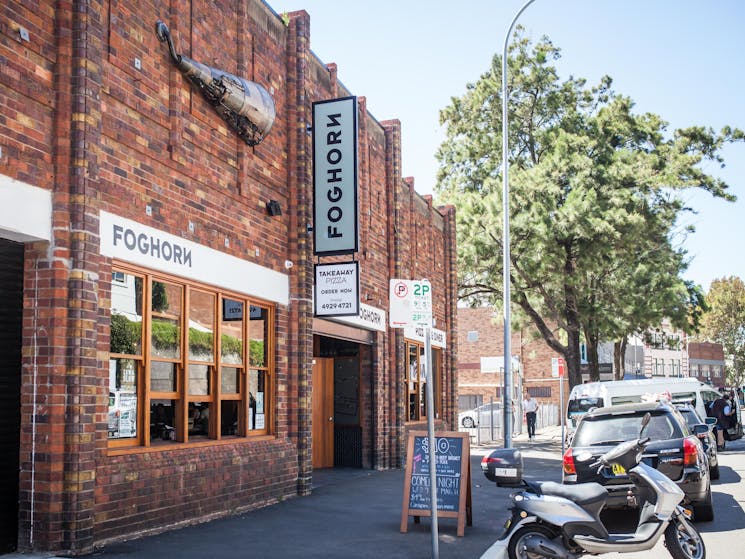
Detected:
[508,525,559,559]
[664,516,705,559]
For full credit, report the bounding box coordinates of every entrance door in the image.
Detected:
[312,358,334,468]
[0,239,23,552]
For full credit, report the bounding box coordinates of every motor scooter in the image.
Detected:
[480,413,705,559]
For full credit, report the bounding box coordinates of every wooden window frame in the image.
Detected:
[403,339,441,422]
[107,262,274,452]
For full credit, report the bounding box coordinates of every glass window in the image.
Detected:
[188,364,210,396]
[404,340,441,421]
[189,290,215,360]
[221,299,244,365]
[108,272,144,443]
[108,266,273,449]
[221,367,240,394]
[248,369,266,431]
[249,305,268,367]
[151,280,182,359]
[151,361,177,393]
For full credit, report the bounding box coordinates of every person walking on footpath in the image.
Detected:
[523,391,540,442]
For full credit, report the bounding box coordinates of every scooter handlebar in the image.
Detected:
[589,437,651,472]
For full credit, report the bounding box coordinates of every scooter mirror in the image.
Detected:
[639,412,651,437]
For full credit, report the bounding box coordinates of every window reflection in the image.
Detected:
[248,369,266,430]
[151,281,182,359]
[249,305,268,367]
[151,361,177,392]
[189,290,214,360]
[108,358,138,439]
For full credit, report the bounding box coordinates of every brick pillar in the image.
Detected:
[18,2,103,554]
[286,10,314,496]
[62,0,103,552]
[382,120,404,468]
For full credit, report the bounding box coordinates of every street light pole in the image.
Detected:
[502,0,536,449]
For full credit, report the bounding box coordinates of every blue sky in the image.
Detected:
[273,0,745,291]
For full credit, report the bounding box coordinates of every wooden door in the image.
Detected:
[312,358,335,468]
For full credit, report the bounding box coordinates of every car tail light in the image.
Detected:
[563,448,576,475]
[683,437,699,466]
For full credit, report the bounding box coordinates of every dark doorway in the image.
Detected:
[315,337,362,468]
[0,239,23,553]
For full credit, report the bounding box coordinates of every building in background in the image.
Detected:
[457,307,567,422]
[0,2,456,554]
[688,342,726,387]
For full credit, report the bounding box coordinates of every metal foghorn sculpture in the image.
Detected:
[155,20,275,146]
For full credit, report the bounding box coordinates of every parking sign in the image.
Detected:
[389,279,432,328]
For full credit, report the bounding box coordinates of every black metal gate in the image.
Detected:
[0,239,23,553]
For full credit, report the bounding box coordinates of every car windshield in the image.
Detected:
[678,409,701,428]
[573,412,684,447]
[568,397,604,415]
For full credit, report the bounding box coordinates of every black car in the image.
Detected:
[676,403,720,480]
[562,401,713,522]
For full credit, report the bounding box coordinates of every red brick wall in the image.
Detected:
[457,308,568,409]
[688,342,724,361]
[4,0,457,553]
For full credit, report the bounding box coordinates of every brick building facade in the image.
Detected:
[0,1,457,554]
[688,342,726,387]
[457,307,568,411]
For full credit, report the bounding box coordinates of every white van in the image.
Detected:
[566,377,722,429]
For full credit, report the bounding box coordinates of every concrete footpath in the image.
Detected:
[6,428,565,559]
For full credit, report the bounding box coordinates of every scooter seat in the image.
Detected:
[533,481,608,507]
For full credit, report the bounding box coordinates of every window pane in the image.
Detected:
[108,358,138,439]
[189,364,210,396]
[221,299,244,365]
[249,306,268,367]
[188,402,210,436]
[151,281,182,359]
[248,369,266,431]
[408,344,418,420]
[111,273,143,355]
[189,290,215,361]
[221,366,240,394]
[221,401,240,436]
[151,361,177,392]
[151,399,178,441]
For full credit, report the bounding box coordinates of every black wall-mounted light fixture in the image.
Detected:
[266,200,282,216]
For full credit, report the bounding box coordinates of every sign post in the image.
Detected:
[553,357,566,455]
[390,279,441,557]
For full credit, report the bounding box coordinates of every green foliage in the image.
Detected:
[189,329,214,353]
[435,29,743,388]
[152,281,168,312]
[700,277,745,386]
[147,320,258,362]
[249,339,265,366]
[221,334,243,356]
[110,313,140,355]
[151,318,179,349]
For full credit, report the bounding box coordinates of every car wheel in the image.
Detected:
[462,417,475,428]
[710,462,720,480]
[692,486,714,522]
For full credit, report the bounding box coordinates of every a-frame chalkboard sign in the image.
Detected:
[400,430,472,537]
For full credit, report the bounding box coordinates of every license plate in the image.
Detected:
[611,463,626,475]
